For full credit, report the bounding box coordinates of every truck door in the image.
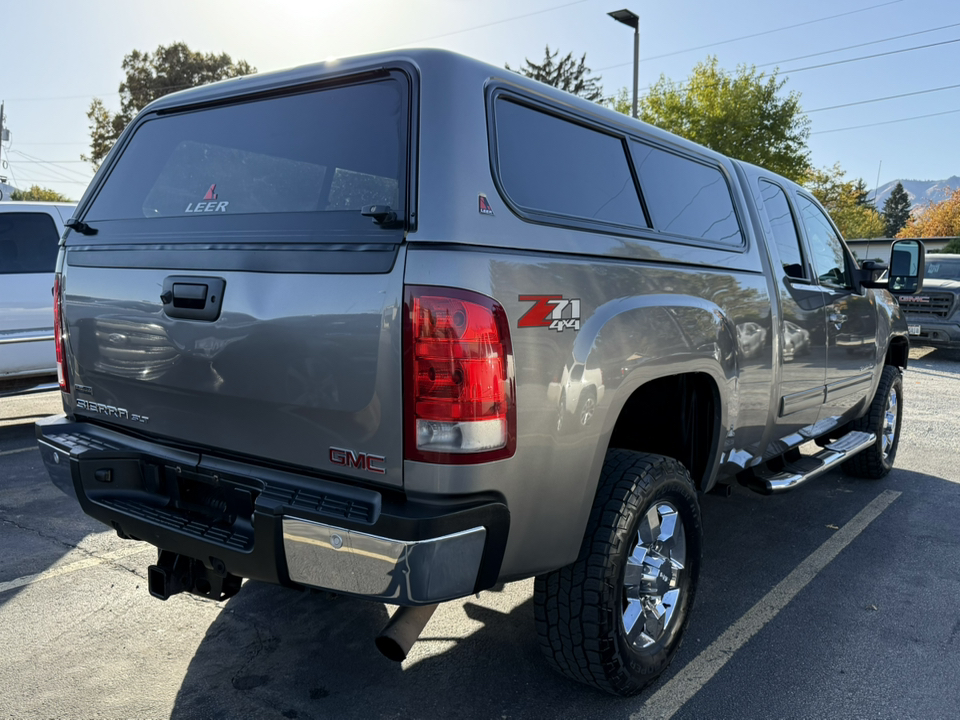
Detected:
[795,194,878,423]
[756,180,827,432]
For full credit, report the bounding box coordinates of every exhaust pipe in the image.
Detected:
[375,604,439,662]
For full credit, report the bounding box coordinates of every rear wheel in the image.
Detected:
[534,450,702,696]
[842,365,903,479]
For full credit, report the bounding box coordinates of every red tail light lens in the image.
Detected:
[53,274,70,393]
[404,286,515,463]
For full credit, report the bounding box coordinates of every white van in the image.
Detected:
[0,201,76,395]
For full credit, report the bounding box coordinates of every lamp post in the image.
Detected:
[608,9,639,119]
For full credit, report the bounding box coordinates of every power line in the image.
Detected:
[811,107,960,134]
[594,0,904,70]
[631,35,960,101]
[806,83,960,113]
[2,158,90,163]
[404,0,588,44]
[8,150,93,183]
[779,36,960,74]
[755,21,960,69]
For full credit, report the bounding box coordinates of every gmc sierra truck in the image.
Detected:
[36,49,924,696]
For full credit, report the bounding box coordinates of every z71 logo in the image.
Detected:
[518,295,581,332]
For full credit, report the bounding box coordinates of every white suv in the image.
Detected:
[0,201,76,396]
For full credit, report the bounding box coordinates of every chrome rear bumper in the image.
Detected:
[282,519,486,604]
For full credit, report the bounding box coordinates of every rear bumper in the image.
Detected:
[36,415,508,605]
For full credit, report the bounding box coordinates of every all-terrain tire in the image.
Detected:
[534,450,702,696]
[842,364,903,479]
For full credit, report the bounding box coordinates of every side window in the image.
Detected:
[759,180,806,279]
[494,98,647,228]
[629,141,743,246]
[796,195,852,288]
[0,212,60,274]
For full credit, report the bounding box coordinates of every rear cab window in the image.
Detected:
[0,212,60,274]
[80,72,412,242]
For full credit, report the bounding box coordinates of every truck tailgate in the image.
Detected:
[61,248,406,486]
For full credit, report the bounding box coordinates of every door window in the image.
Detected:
[796,195,852,289]
[759,180,806,279]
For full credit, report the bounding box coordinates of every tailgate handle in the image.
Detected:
[161,276,225,321]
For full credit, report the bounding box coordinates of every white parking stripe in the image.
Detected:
[0,446,37,457]
[636,489,901,720]
[0,545,152,595]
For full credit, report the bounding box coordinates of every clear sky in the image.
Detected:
[0,0,957,201]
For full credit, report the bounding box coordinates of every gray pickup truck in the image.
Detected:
[37,49,924,696]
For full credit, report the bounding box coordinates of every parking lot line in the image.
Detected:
[635,489,902,720]
[0,446,36,457]
[0,544,152,595]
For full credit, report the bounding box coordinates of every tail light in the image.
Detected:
[404,286,515,463]
[54,274,70,393]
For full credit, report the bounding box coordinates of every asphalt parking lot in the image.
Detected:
[2,347,959,720]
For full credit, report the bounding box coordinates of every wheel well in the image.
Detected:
[607,373,720,490]
[886,336,909,368]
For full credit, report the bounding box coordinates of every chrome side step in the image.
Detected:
[745,430,876,494]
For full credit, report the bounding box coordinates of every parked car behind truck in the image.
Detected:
[0,201,76,396]
[896,253,960,349]
[36,49,923,696]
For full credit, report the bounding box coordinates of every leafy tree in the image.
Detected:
[805,164,885,239]
[84,42,256,169]
[506,46,603,102]
[618,56,810,183]
[881,182,912,237]
[897,187,960,239]
[9,184,72,202]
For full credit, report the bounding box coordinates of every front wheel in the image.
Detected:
[842,365,903,479]
[534,450,702,696]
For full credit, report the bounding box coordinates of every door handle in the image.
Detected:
[161,275,225,321]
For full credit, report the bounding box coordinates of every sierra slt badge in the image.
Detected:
[76,398,149,423]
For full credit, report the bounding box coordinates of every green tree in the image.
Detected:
[881,182,912,237]
[617,56,810,182]
[84,42,256,169]
[805,164,886,239]
[506,46,604,102]
[9,184,72,202]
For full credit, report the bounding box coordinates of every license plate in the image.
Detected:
[908,324,921,336]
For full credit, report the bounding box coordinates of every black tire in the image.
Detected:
[534,450,702,696]
[842,364,903,479]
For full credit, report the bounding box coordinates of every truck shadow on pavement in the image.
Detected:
[169,463,960,720]
[169,582,617,720]
[0,418,107,611]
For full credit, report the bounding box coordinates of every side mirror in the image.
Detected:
[889,239,925,294]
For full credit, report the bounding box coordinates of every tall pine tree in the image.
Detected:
[882,182,912,238]
[506,46,604,102]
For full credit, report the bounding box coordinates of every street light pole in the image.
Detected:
[608,9,640,119]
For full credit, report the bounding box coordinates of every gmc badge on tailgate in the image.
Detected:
[329,446,386,475]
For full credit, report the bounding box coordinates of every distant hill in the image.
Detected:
[870,176,960,211]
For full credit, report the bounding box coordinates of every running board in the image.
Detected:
[743,431,876,494]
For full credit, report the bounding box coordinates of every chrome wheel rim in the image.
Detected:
[622,501,687,650]
[881,386,899,460]
[579,397,596,426]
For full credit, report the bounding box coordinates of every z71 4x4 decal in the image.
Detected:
[518,295,581,332]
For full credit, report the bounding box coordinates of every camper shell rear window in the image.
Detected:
[82,73,410,238]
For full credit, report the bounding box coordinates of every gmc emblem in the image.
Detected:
[329,446,386,475]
